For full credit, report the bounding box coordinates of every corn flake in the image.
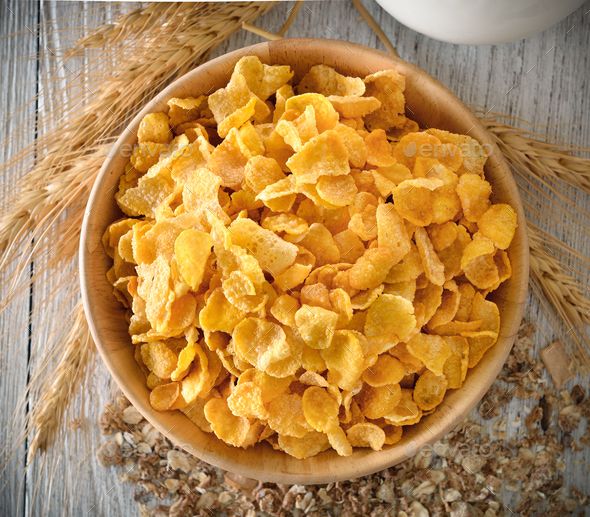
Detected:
[204,397,261,447]
[295,304,339,349]
[287,130,350,185]
[365,293,416,343]
[346,422,386,450]
[298,64,365,97]
[321,330,364,391]
[413,370,448,411]
[478,204,517,250]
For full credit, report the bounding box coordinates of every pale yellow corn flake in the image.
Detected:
[138,112,172,144]
[232,55,293,101]
[286,130,350,185]
[297,64,365,97]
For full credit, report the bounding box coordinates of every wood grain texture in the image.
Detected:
[0,1,39,515]
[1,0,589,515]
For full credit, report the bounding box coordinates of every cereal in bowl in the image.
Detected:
[103,57,516,458]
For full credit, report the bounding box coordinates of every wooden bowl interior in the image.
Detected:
[80,39,529,484]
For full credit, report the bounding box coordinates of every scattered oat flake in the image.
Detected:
[541,339,574,388]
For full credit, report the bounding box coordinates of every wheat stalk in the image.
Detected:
[528,225,590,370]
[1,1,274,461]
[0,2,275,299]
[480,117,590,369]
[482,115,590,193]
[26,303,93,462]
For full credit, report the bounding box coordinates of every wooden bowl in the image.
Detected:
[80,39,529,484]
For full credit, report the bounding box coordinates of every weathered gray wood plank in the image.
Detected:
[24,3,138,516]
[1,1,588,515]
[0,0,39,515]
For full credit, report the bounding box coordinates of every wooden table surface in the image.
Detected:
[1,1,588,516]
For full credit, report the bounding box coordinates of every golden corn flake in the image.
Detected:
[413,370,448,411]
[270,294,300,327]
[299,223,341,266]
[150,382,180,411]
[385,389,422,426]
[478,204,517,250]
[461,236,500,290]
[316,174,358,207]
[227,381,268,420]
[180,344,213,403]
[300,283,332,310]
[302,386,340,432]
[346,422,386,451]
[286,130,350,185]
[298,65,365,97]
[256,176,297,212]
[327,426,353,457]
[365,294,416,343]
[105,58,517,460]
[427,282,460,329]
[267,393,311,438]
[274,262,312,291]
[329,95,381,119]
[334,229,366,264]
[363,354,405,387]
[229,218,298,276]
[233,317,290,372]
[233,55,293,101]
[295,304,339,349]
[321,330,364,391]
[273,84,294,123]
[332,123,368,168]
[392,178,444,227]
[364,69,406,130]
[465,330,499,368]
[174,229,212,291]
[182,397,213,433]
[349,248,397,290]
[406,333,452,376]
[426,128,487,175]
[285,93,339,133]
[414,227,445,286]
[350,284,383,310]
[117,171,175,218]
[278,431,330,459]
[276,104,318,151]
[199,288,246,334]
[329,288,353,327]
[137,112,172,144]
[456,173,491,222]
[365,129,396,167]
[376,203,411,264]
[301,344,327,372]
[382,424,403,445]
[209,73,268,138]
[204,397,261,447]
[357,383,402,419]
[167,96,205,127]
[141,341,178,379]
[442,335,469,389]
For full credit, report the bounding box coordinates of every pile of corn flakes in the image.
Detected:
[103,56,517,459]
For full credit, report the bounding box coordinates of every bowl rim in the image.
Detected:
[80,38,529,484]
